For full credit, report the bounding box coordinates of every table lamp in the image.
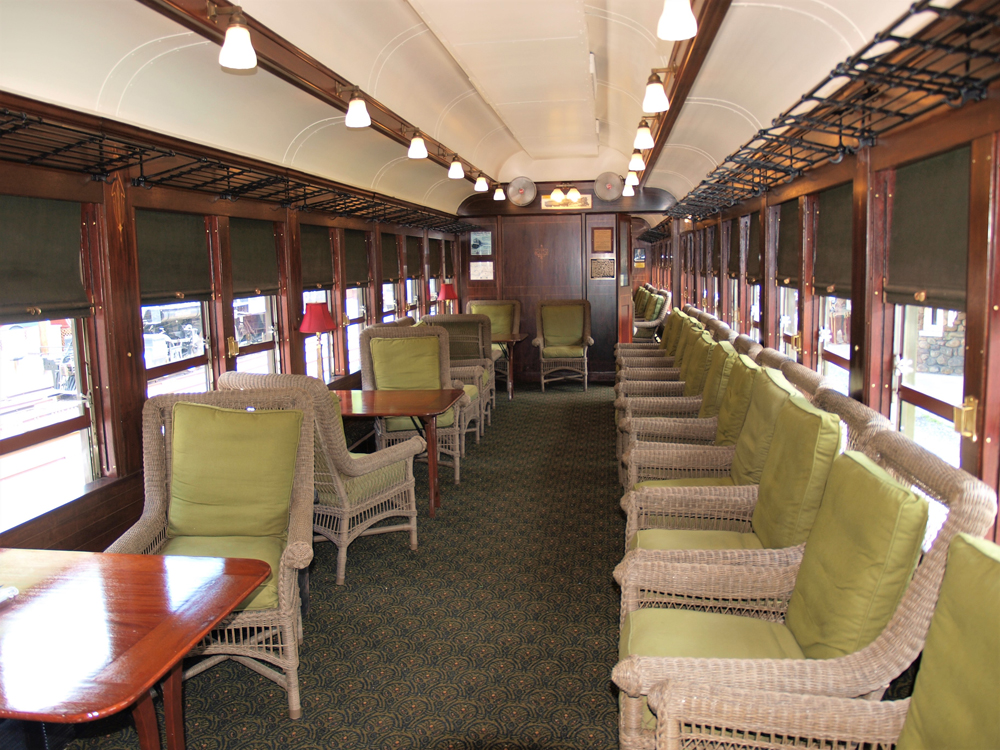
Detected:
[299,302,337,383]
[437,282,458,314]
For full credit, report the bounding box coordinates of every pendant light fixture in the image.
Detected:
[642,73,670,113]
[448,156,465,179]
[625,171,639,186]
[493,184,505,201]
[407,133,428,159]
[209,3,257,70]
[566,186,582,203]
[629,150,646,172]
[634,120,655,150]
[345,89,371,128]
[550,186,566,203]
[657,0,698,41]
[622,183,635,197]
[474,173,489,192]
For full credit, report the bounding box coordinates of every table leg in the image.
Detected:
[162,661,185,750]
[507,346,515,400]
[424,416,439,516]
[131,688,161,750]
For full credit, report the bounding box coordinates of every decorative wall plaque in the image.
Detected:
[592,227,613,254]
[591,258,615,279]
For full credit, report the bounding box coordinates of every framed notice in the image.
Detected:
[470,231,492,256]
[592,227,613,255]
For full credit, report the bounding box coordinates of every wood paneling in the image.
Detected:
[587,214,618,377]
[798,194,819,368]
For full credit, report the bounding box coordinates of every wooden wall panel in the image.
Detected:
[587,214,618,377]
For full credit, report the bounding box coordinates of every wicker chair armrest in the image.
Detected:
[585,336,595,346]
[620,395,702,418]
[618,359,679,372]
[633,318,662,329]
[615,366,679,383]
[447,384,473,407]
[338,435,426,477]
[623,421,722,450]
[614,545,804,586]
[451,365,485,382]
[648,681,909,748]
[620,483,759,520]
[532,336,543,347]
[616,382,686,403]
[281,540,314,570]
[104,514,167,555]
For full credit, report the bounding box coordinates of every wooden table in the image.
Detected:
[336,389,465,517]
[0,548,270,750]
[492,332,529,400]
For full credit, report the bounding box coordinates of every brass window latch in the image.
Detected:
[954,395,978,441]
[226,336,240,358]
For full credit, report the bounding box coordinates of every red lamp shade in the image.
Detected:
[299,302,337,333]
[437,282,458,301]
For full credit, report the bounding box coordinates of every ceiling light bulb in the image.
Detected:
[218,10,257,70]
[407,135,428,159]
[629,150,646,172]
[657,0,698,41]
[550,187,565,203]
[345,91,371,128]
[493,185,505,201]
[622,183,635,197]
[474,175,489,192]
[643,73,670,113]
[566,186,581,202]
[448,157,464,179]
[634,121,655,150]
[625,171,639,186]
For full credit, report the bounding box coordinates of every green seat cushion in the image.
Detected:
[541,304,584,346]
[370,336,441,390]
[337,451,408,506]
[682,333,716,397]
[636,477,736,490]
[543,345,585,358]
[168,402,301,538]
[621,607,804,730]
[492,343,505,356]
[161,534,284,611]
[897,534,1000,750]
[630,528,763,551]
[385,407,455,431]
[633,327,656,339]
[481,369,490,388]
[470,302,513,336]
[729,368,799,485]
[463,383,479,401]
[785,451,928,659]
[698,341,738,419]
[752,394,842,549]
[714,355,759,446]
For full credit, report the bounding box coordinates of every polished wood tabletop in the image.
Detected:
[0,548,269,747]
[491,332,528,344]
[335,388,465,417]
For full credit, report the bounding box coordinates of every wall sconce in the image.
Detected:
[474,173,489,192]
[448,156,465,179]
[493,184,505,201]
[345,88,371,128]
[634,120,655,149]
[566,186,582,202]
[550,185,566,203]
[407,131,428,159]
[208,2,257,70]
[629,150,646,171]
[643,73,670,113]
[622,182,635,197]
[657,0,698,41]
[625,170,639,186]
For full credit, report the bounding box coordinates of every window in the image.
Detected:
[778,287,799,358]
[234,295,279,373]
[142,301,212,396]
[404,236,422,315]
[345,287,366,374]
[818,297,851,395]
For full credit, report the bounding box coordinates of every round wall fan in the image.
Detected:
[594,172,624,202]
[505,176,537,206]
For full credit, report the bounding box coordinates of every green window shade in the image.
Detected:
[406,236,423,278]
[444,241,455,278]
[344,229,369,286]
[135,209,211,306]
[381,233,400,282]
[813,183,853,299]
[230,217,278,297]
[728,219,741,278]
[711,226,721,275]
[777,200,800,288]
[300,224,333,290]
[746,212,762,284]
[886,146,970,310]
[428,240,442,278]
[0,195,88,323]
[698,234,709,277]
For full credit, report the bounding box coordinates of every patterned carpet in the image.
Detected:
[67,383,625,750]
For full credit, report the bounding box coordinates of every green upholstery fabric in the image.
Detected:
[370,336,441,390]
[635,288,651,319]
[543,345,585,358]
[636,477,735,489]
[629,528,764,551]
[439,321,482,359]
[682,333,716,397]
[633,327,656,339]
[385,408,455,432]
[698,341,738,419]
[470,302,513,336]
[481,369,490,388]
[340,451,407,506]
[897,534,1000,750]
[644,294,664,321]
[714,355,760,446]
[729,368,798,485]
[752,394,842,549]
[541,304,584,346]
[620,608,804,730]
[463,383,479,401]
[784,451,928,660]
[661,309,687,353]
[675,322,704,371]
[167,402,301,538]
[161,534,284,611]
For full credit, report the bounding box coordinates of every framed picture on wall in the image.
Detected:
[470,231,492,256]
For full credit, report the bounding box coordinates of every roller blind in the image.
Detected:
[381,233,400,282]
[406,236,423,277]
[444,240,455,278]
[698,233,709,277]
[728,219,740,278]
[777,200,800,288]
[134,208,211,306]
[344,229,369,286]
[230,217,278,297]
[710,226,721,275]
[885,146,970,310]
[429,239,442,277]
[0,195,89,323]
[813,183,853,299]
[746,212,762,285]
[300,224,333,290]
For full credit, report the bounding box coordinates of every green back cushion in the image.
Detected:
[636,288,650,318]
[168,402,302,538]
[645,294,664,320]
[682,334,716,397]
[714,355,760,446]
[541,304,584,346]
[785,451,927,659]
[370,336,441,390]
[470,302,514,336]
[675,322,703,371]
[752,394,842,548]
[897,534,1000,750]
[661,309,686,353]
[730,368,798,484]
[698,341,738,418]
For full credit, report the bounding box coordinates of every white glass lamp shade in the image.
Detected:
[345,94,371,128]
[634,122,655,150]
[448,158,465,179]
[550,187,566,203]
[493,185,505,201]
[657,0,698,41]
[625,171,639,186]
[408,136,428,159]
[474,175,489,192]
[219,22,257,70]
[566,186,581,202]
[628,150,646,172]
[622,183,635,197]
[643,74,670,113]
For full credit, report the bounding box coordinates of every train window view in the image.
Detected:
[143,301,211,397]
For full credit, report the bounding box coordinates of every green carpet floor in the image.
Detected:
[68,382,625,750]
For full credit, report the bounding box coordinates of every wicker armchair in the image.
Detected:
[423,313,495,432]
[467,298,521,388]
[533,298,594,391]
[359,324,472,482]
[633,289,670,340]
[613,430,998,750]
[219,373,425,586]
[106,389,315,719]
